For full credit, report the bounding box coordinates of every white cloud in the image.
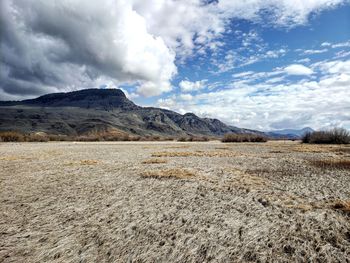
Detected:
[179,80,207,92]
[284,64,314,75]
[303,49,328,55]
[314,59,350,75]
[321,42,332,47]
[296,58,311,63]
[332,41,350,48]
[159,59,350,130]
[1,0,348,99]
[179,94,193,101]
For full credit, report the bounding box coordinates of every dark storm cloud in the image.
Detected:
[0,0,176,100]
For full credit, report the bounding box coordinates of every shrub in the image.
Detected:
[221,133,267,143]
[177,136,210,142]
[25,134,49,142]
[0,131,25,142]
[302,128,350,144]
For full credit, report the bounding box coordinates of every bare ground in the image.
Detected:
[0,141,350,262]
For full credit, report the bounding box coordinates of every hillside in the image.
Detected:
[0,89,260,137]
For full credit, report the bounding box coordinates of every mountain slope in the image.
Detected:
[267,127,314,139]
[0,89,261,137]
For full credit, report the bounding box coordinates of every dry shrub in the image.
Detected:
[310,159,350,170]
[302,128,350,144]
[142,158,168,164]
[177,136,210,142]
[222,133,267,143]
[26,134,49,142]
[0,131,25,142]
[141,168,196,179]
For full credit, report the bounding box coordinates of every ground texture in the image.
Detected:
[1,141,350,262]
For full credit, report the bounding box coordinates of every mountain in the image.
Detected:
[0,89,262,137]
[267,127,314,139]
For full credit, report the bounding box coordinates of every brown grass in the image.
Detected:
[151,151,240,158]
[65,160,99,166]
[166,145,191,149]
[291,144,334,153]
[142,158,168,164]
[333,147,350,154]
[141,168,196,179]
[310,159,350,170]
[224,169,268,191]
[331,200,350,214]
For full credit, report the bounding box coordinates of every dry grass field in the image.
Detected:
[1,141,350,262]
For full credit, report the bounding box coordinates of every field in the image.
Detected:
[1,141,350,262]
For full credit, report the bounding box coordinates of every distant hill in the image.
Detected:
[267,127,314,139]
[0,89,263,137]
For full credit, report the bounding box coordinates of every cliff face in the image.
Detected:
[0,89,261,136]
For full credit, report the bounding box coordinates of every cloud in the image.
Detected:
[331,41,350,48]
[0,0,176,99]
[303,49,328,55]
[179,80,207,92]
[284,64,314,75]
[321,42,332,47]
[179,94,194,101]
[1,0,348,99]
[158,59,350,130]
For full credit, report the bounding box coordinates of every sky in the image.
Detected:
[1,0,350,131]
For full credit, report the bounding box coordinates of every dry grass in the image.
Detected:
[2,141,350,262]
[142,158,168,164]
[291,144,334,153]
[310,159,350,170]
[151,151,240,158]
[224,169,268,191]
[141,168,196,179]
[165,145,191,149]
[331,200,350,214]
[332,147,350,154]
[65,159,99,166]
[0,155,30,161]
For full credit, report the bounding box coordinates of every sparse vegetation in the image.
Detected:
[310,159,350,170]
[142,158,168,164]
[177,136,210,142]
[302,128,350,144]
[2,141,350,262]
[151,150,240,157]
[222,133,268,143]
[141,168,196,179]
[331,200,350,214]
[0,130,176,142]
[0,131,25,142]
